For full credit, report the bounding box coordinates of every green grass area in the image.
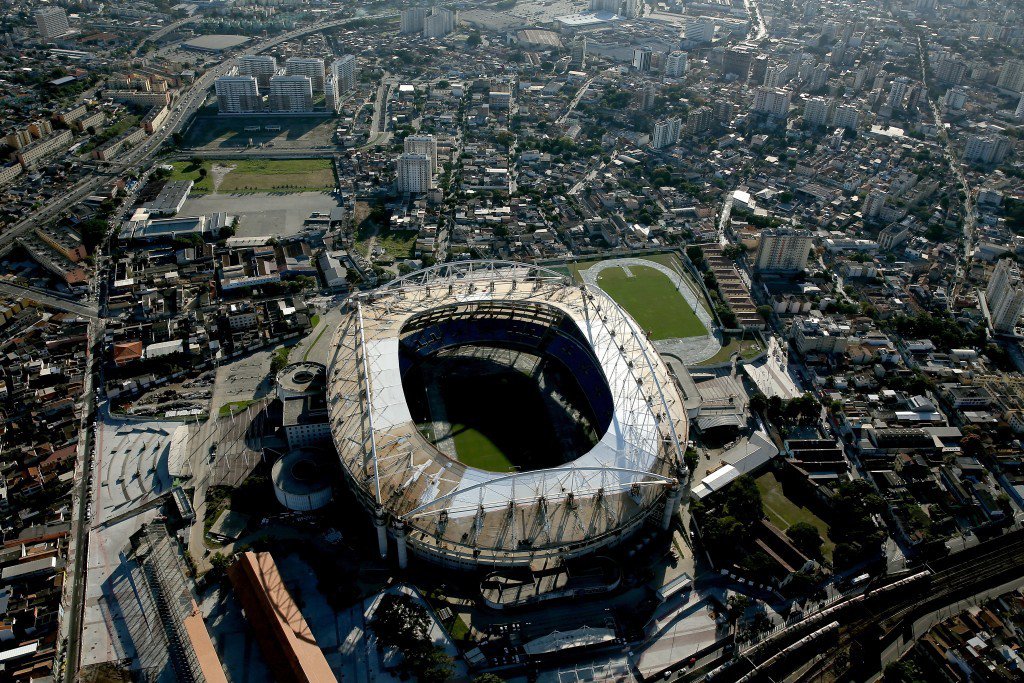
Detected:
[169,161,214,193]
[701,337,765,366]
[169,158,334,195]
[756,472,834,560]
[302,320,329,362]
[81,114,141,154]
[217,158,335,193]
[310,313,321,329]
[218,399,258,417]
[374,230,418,260]
[594,264,708,340]
[448,615,470,642]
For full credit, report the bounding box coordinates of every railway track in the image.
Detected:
[791,535,1024,683]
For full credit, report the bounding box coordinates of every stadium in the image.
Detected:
[326,260,689,569]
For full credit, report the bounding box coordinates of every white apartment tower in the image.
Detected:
[424,7,457,38]
[333,55,357,94]
[396,153,435,194]
[1016,95,1024,121]
[763,64,784,88]
[268,75,313,113]
[285,57,325,91]
[401,7,429,34]
[753,88,791,118]
[652,117,682,149]
[404,135,438,174]
[862,190,887,220]
[987,258,1024,333]
[238,55,277,89]
[886,77,909,109]
[685,17,714,44]
[831,104,860,130]
[803,97,833,128]
[755,228,813,273]
[964,134,1011,165]
[34,7,70,40]
[996,59,1024,93]
[215,75,262,114]
[665,51,688,77]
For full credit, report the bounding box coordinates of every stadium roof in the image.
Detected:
[328,260,688,566]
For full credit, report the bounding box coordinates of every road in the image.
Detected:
[745,0,768,43]
[0,281,99,318]
[914,35,975,307]
[557,77,594,125]
[0,11,399,261]
[58,318,104,682]
[48,11,400,681]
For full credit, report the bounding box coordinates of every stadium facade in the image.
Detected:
[327,261,689,569]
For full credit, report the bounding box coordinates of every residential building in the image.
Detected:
[964,134,1011,164]
[285,58,325,91]
[1015,94,1024,121]
[685,17,715,44]
[215,75,262,114]
[238,55,277,88]
[665,51,687,78]
[753,88,791,118]
[862,189,887,220]
[886,77,909,108]
[424,7,457,38]
[333,55,356,94]
[685,106,714,135]
[652,117,681,149]
[986,259,1024,333]
[832,103,860,130]
[754,227,813,273]
[396,153,435,194]
[400,7,429,34]
[571,37,588,70]
[763,64,784,88]
[34,7,70,40]
[15,130,73,169]
[404,135,438,174]
[804,96,833,127]
[268,76,314,113]
[632,47,653,73]
[996,59,1024,93]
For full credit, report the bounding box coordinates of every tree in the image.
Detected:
[726,594,751,624]
[786,522,824,557]
[371,593,431,652]
[686,244,705,267]
[684,447,699,474]
[403,644,455,683]
[467,31,482,47]
[473,675,506,683]
[756,305,774,320]
[78,218,109,251]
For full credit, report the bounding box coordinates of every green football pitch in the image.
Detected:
[437,371,566,473]
[595,264,708,340]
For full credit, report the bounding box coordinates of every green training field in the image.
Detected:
[594,264,709,340]
[217,159,335,193]
[169,158,335,194]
